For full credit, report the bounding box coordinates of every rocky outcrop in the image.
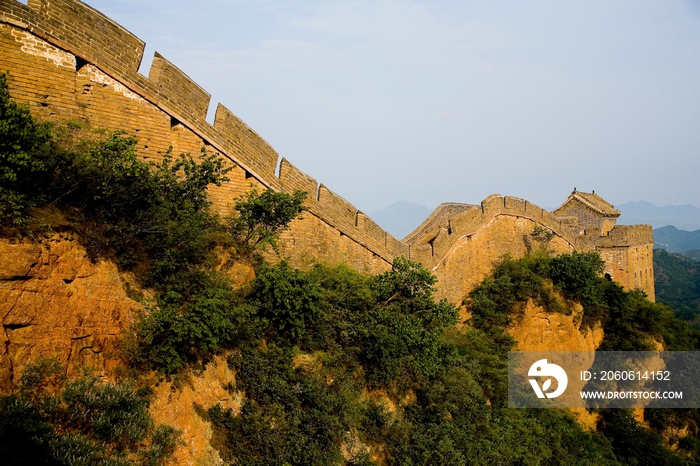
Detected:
[149,354,242,466]
[0,235,139,391]
[508,297,604,429]
[0,236,245,465]
[508,298,603,353]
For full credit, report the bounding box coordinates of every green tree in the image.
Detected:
[228,188,306,259]
[0,72,52,224]
[362,257,458,389]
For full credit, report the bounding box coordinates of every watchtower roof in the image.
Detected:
[553,189,620,217]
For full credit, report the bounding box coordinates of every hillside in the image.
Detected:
[653,225,700,253]
[654,249,700,323]
[4,77,700,465]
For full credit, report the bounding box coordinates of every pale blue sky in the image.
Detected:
[84,0,700,213]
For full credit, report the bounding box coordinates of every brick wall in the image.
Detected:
[0,0,398,272]
[0,0,655,304]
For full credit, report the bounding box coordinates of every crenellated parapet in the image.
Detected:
[276,160,408,262]
[0,0,278,186]
[149,52,211,124]
[0,0,655,302]
[0,0,403,268]
[213,104,280,181]
[4,0,145,77]
[579,224,653,248]
[404,194,580,268]
[403,203,478,243]
[402,193,655,302]
[278,158,318,195]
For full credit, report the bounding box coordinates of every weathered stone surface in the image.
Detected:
[431,215,575,305]
[0,236,138,391]
[149,355,241,466]
[509,298,603,353]
[509,297,605,429]
[0,238,245,464]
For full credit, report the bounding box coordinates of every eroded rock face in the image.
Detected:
[0,235,138,391]
[508,298,604,429]
[508,298,603,396]
[0,236,244,465]
[508,298,603,353]
[149,355,242,466]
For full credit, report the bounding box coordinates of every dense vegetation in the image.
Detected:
[198,250,700,465]
[470,250,700,352]
[0,359,178,466]
[201,257,619,465]
[3,72,700,465]
[654,249,700,323]
[0,72,306,463]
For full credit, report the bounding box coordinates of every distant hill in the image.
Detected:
[617,201,700,231]
[653,249,700,323]
[685,250,700,261]
[653,226,700,253]
[369,201,432,240]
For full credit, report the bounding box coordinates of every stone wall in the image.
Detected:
[0,0,400,272]
[419,212,576,305]
[554,200,617,235]
[405,195,655,303]
[0,0,655,304]
[405,195,579,265]
[581,224,655,301]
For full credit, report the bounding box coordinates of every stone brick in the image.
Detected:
[277,158,318,202]
[149,52,210,123]
[213,103,279,181]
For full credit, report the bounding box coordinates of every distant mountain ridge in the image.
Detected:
[653,226,700,254]
[617,201,700,231]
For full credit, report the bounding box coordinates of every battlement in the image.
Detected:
[1,0,276,185]
[405,194,580,266]
[277,158,318,199]
[213,104,279,180]
[0,0,405,266]
[149,52,210,123]
[583,224,653,248]
[3,0,146,76]
[0,0,654,300]
[403,203,478,243]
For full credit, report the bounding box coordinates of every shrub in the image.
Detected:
[252,260,324,344]
[132,271,260,374]
[211,345,352,466]
[0,72,52,226]
[0,359,178,465]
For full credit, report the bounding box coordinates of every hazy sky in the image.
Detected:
[83,0,700,213]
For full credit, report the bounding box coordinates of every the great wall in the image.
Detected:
[0,0,655,304]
